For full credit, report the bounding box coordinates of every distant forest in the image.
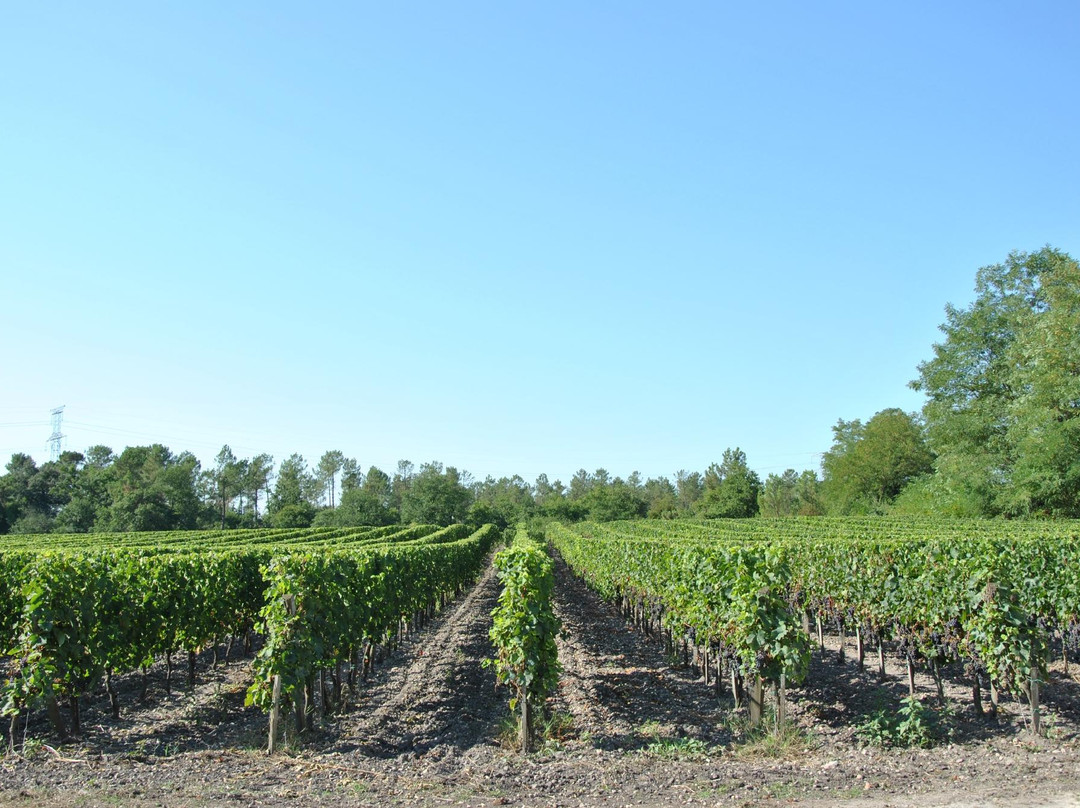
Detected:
[2,247,1077,534]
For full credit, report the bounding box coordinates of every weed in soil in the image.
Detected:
[855,693,955,749]
[727,713,816,759]
[644,735,713,760]
[636,718,716,760]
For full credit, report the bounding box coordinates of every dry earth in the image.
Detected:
[2,553,1079,808]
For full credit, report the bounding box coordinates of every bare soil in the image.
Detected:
[2,554,1079,808]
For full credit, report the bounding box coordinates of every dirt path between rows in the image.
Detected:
[2,552,1080,808]
[322,558,504,759]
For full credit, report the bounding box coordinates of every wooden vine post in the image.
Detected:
[777,672,787,730]
[1030,673,1041,737]
[519,690,531,752]
[268,671,283,754]
[748,676,764,727]
[1030,645,1042,737]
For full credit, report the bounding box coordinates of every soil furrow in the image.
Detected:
[327,558,503,756]
[549,551,731,751]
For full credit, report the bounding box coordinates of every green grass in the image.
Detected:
[637,719,717,761]
[644,736,713,760]
[726,713,815,759]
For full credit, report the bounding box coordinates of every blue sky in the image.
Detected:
[2,2,1078,486]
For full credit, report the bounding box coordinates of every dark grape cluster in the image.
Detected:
[862,623,882,648]
[928,617,963,661]
[895,628,924,663]
[755,649,770,671]
[963,656,987,679]
[1063,620,1080,662]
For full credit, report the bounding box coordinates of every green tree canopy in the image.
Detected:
[268,454,317,516]
[471,474,535,529]
[912,247,1080,516]
[642,476,679,519]
[819,409,933,514]
[97,444,204,531]
[759,469,800,517]
[316,449,346,508]
[243,453,274,527]
[696,448,762,519]
[205,445,244,529]
[318,465,397,527]
[400,462,473,526]
[581,479,647,521]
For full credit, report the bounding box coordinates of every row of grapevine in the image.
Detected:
[487,526,561,750]
[0,523,493,743]
[0,523,414,553]
[548,522,806,726]
[0,525,444,650]
[246,524,498,751]
[550,519,1080,734]
[785,533,1080,729]
[2,549,266,737]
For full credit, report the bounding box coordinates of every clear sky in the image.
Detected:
[2,3,1078,486]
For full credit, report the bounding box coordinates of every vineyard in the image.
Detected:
[2,518,1080,807]
[0,523,497,746]
[549,518,1080,735]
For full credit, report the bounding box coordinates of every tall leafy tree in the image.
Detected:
[340,457,363,494]
[643,476,679,519]
[795,470,824,516]
[243,453,274,526]
[207,445,244,529]
[390,459,415,513]
[534,473,583,521]
[759,469,800,517]
[55,447,113,533]
[912,247,1080,516]
[0,453,52,533]
[98,445,203,531]
[533,473,562,507]
[819,409,933,514]
[316,450,346,508]
[400,462,473,526]
[582,478,647,521]
[325,465,397,526]
[268,454,317,526]
[362,465,393,502]
[675,470,704,513]
[568,469,592,501]
[697,448,762,518]
[1001,252,1080,515]
[759,469,824,517]
[470,475,535,529]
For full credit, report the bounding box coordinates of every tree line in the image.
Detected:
[2,246,1076,532]
[0,443,782,534]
